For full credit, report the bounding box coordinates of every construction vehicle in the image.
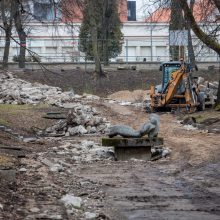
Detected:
[148,61,205,113]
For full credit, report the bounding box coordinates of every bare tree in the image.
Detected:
[180,0,220,104]
[186,0,196,70]
[0,0,14,68]
[169,0,185,60]
[13,0,27,68]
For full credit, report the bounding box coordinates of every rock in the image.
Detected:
[50,164,64,172]
[32,214,62,219]
[0,203,3,210]
[0,125,6,131]
[19,168,27,172]
[30,207,40,213]
[162,147,171,157]
[23,137,37,143]
[209,82,219,89]
[62,103,77,109]
[65,132,70,137]
[181,117,196,126]
[84,212,97,219]
[151,146,171,160]
[117,66,127,70]
[81,140,95,149]
[61,194,82,209]
[68,125,87,136]
[183,124,197,131]
[197,77,205,85]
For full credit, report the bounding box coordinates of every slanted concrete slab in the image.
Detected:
[102,137,163,161]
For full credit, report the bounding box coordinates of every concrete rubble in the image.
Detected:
[41,140,115,162]
[43,109,110,136]
[151,146,172,160]
[197,77,219,105]
[0,71,99,106]
[61,194,82,209]
[0,71,111,136]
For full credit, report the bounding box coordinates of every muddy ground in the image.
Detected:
[0,70,220,220]
[14,68,220,96]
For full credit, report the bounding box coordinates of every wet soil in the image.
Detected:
[0,101,219,220]
[13,68,219,97]
[0,69,220,219]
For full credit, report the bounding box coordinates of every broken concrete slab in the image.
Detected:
[84,212,97,219]
[61,194,82,209]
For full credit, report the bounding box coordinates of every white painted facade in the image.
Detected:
[0,21,219,63]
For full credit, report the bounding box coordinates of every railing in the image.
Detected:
[0,38,219,63]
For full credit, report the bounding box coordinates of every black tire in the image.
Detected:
[197,92,205,111]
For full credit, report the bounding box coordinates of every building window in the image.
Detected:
[33,0,61,21]
[127,1,136,21]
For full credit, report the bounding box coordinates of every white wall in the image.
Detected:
[0,21,219,63]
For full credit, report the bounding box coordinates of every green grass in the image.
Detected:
[0,103,49,113]
[215,104,220,111]
[0,104,32,112]
[0,117,9,126]
[0,103,50,126]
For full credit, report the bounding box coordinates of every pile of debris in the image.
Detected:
[40,140,114,164]
[0,71,68,105]
[106,90,150,107]
[0,71,99,106]
[197,77,219,105]
[43,107,110,137]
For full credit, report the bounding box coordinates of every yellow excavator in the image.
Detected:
[149,61,204,113]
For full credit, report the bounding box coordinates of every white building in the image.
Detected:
[0,0,219,64]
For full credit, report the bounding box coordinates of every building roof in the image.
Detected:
[146,0,217,23]
[61,0,128,23]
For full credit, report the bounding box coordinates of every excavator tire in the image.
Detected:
[197,92,205,111]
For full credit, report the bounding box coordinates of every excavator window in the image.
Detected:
[162,63,181,89]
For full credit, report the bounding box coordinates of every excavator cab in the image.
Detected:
[159,61,192,92]
[160,62,182,91]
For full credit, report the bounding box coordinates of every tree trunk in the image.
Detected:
[18,32,26,68]
[103,0,110,66]
[88,0,103,76]
[91,27,103,76]
[169,0,185,60]
[216,79,220,106]
[13,1,26,68]
[187,28,196,69]
[187,0,196,70]
[0,0,13,68]
[3,32,11,68]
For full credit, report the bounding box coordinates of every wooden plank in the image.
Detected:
[0,149,25,158]
[102,137,163,147]
[43,114,66,119]
[0,145,23,150]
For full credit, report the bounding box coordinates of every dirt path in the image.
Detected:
[1,102,220,220]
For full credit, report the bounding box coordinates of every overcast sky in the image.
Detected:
[135,0,154,21]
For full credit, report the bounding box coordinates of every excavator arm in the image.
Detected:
[149,62,199,113]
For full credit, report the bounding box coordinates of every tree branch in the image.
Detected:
[180,0,220,55]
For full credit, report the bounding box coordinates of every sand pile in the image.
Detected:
[108,90,150,102]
